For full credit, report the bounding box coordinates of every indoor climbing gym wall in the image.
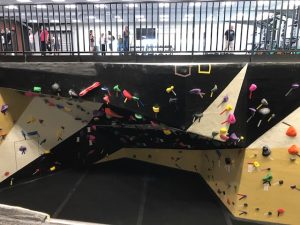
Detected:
[0,88,100,183]
[0,61,299,225]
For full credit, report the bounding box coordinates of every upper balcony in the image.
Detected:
[0,0,299,62]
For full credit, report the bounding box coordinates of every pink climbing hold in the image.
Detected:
[123,90,133,103]
[103,95,110,104]
[221,113,236,125]
[249,84,257,99]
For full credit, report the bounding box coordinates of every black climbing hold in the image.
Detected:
[262,146,271,157]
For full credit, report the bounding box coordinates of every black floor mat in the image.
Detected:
[0,159,264,225]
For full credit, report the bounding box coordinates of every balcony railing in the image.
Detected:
[0,0,300,56]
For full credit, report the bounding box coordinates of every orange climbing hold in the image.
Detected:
[288,145,299,155]
[286,126,297,137]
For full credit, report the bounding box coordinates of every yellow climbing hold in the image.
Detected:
[163,129,172,135]
[253,161,260,168]
[50,166,56,171]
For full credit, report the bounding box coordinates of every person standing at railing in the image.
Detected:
[89,30,95,52]
[0,29,5,52]
[107,31,114,52]
[28,30,34,53]
[123,25,129,53]
[224,25,235,52]
[40,26,49,56]
[117,35,123,55]
[100,33,106,56]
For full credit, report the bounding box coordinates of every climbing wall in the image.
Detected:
[0,88,100,183]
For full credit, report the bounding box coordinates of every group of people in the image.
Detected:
[89,25,129,55]
[38,26,61,55]
[0,27,16,52]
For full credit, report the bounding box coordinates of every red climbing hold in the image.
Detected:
[277,208,285,216]
[104,108,123,118]
[286,126,297,137]
[288,145,299,155]
[79,82,101,97]
[4,171,9,176]
[123,90,133,103]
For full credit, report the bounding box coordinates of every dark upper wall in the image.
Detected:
[0,62,299,148]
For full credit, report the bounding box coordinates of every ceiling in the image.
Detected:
[1,0,187,4]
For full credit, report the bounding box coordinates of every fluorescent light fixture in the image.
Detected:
[65,4,77,9]
[117,19,123,22]
[17,0,32,3]
[4,5,18,10]
[95,19,102,22]
[159,3,169,7]
[35,5,47,9]
[222,1,233,7]
[138,18,146,22]
[52,0,65,2]
[72,19,81,23]
[135,15,144,19]
[195,2,201,7]
[50,19,59,23]
[95,4,107,9]
[28,19,37,23]
[89,15,95,19]
[184,14,194,18]
[128,4,137,8]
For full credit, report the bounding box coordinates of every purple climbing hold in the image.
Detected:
[1,104,8,114]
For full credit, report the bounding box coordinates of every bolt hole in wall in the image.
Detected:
[0,0,299,55]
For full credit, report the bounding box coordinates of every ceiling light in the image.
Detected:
[65,5,77,9]
[128,4,137,8]
[28,19,37,23]
[4,5,18,10]
[35,5,47,9]
[72,19,81,23]
[95,4,107,9]
[17,0,32,3]
[159,3,169,8]
[50,19,59,23]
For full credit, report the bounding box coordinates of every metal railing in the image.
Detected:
[0,0,300,56]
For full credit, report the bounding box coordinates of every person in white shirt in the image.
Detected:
[28,30,34,52]
[107,31,115,51]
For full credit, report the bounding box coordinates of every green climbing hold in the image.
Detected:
[33,86,41,92]
[134,113,143,120]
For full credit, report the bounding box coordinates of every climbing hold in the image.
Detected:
[249,84,257,99]
[288,144,300,156]
[163,129,172,135]
[273,180,284,185]
[246,108,256,123]
[277,208,285,217]
[253,161,260,168]
[123,90,133,103]
[50,166,56,171]
[19,146,27,154]
[4,171,9,176]
[189,88,205,98]
[286,126,297,137]
[68,89,78,97]
[212,131,219,139]
[267,113,275,122]
[217,95,229,107]
[256,98,268,110]
[101,87,111,96]
[263,172,273,184]
[221,113,236,125]
[104,108,123,119]
[103,95,110,104]
[220,127,227,134]
[210,84,218,97]
[132,96,144,107]
[51,83,61,96]
[134,113,143,120]
[33,86,41,92]
[79,82,101,97]
[237,193,247,200]
[285,83,299,96]
[262,146,271,157]
[113,85,121,97]
[193,113,203,123]
[166,85,176,96]
[220,104,233,115]
[230,133,239,144]
[152,105,160,118]
[40,139,47,145]
[257,108,270,127]
[1,104,8,114]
